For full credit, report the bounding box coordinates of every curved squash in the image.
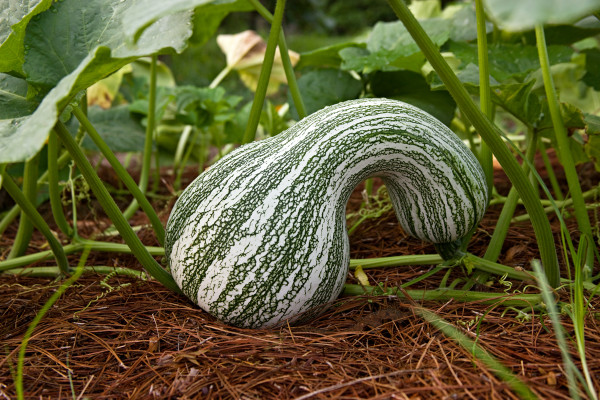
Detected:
[165,98,488,328]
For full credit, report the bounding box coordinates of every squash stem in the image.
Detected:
[484,130,538,263]
[242,0,287,144]
[247,0,306,119]
[122,54,158,221]
[7,154,39,259]
[538,138,564,201]
[386,0,560,287]
[53,121,180,293]
[47,130,73,237]
[475,0,494,196]
[71,106,165,246]
[535,25,595,275]
[1,169,70,275]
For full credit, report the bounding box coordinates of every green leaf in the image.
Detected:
[448,41,574,82]
[289,69,362,118]
[0,73,40,118]
[483,0,600,31]
[0,0,53,74]
[491,81,542,127]
[537,102,586,137]
[584,113,600,171]
[122,0,244,43]
[340,19,450,74]
[297,41,362,69]
[370,70,456,127]
[582,48,600,90]
[78,105,147,152]
[189,0,254,47]
[0,0,192,163]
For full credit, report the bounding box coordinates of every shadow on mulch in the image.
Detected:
[0,157,599,399]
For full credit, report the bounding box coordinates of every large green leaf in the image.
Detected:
[483,0,600,31]
[582,48,600,90]
[122,0,245,43]
[370,70,456,127]
[289,69,362,118]
[0,73,40,118]
[79,105,147,152]
[340,19,451,73]
[491,81,542,127]
[0,0,192,163]
[0,0,53,74]
[448,41,574,82]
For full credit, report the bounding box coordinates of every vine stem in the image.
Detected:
[122,54,158,221]
[54,121,180,293]
[47,130,73,237]
[247,0,306,119]
[15,248,88,400]
[386,0,560,287]
[242,0,287,144]
[71,106,166,246]
[1,169,70,275]
[8,154,39,259]
[535,25,595,273]
[475,0,493,195]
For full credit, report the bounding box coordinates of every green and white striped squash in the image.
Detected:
[165,98,488,329]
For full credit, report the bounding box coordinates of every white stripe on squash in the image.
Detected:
[165,98,488,329]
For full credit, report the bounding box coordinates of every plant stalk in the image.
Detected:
[71,106,165,246]
[8,154,39,259]
[1,170,70,275]
[386,0,560,287]
[535,25,595,274]
[47,130,73,237]
[242,0,287,144]
[54,121,180,293]
[247,0,306,119]
[122,54,158,221]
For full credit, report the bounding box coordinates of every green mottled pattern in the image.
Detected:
[165,98,488,328]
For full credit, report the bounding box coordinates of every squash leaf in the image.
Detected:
[584,113,600,171]
[0,0,53,75]
[483,0,600,32]
[0,0,192,163]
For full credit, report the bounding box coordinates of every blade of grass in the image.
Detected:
[417,307,538,400]
[14,246,88,400]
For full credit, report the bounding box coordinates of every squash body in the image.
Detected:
[165,98,488,328]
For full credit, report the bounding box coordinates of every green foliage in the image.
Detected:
[288,68,362,118]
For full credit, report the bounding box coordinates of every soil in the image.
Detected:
[0,153,599,399]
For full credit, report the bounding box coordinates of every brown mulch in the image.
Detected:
[0,156,599,399]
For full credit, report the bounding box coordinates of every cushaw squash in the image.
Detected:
[165,98,488,329]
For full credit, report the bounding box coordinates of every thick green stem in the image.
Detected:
[71,106,165,246]
[54,121,180,293]
[47,131,73,237]
[0,239,164,272]
[5,265,147,278]
[350,254,443,269]
[513,186,600,223]
[475,0,493,195]
[242,0,287,144]
[247,0,306,119]
[8,154,40,259]
[386,0,560,287]
[343,284,541,306]
[123,54,158,220]
[485,130,538,262]
[1,170,69,275]
[535,25,594,273]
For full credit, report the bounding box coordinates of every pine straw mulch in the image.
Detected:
[1,157,600,399]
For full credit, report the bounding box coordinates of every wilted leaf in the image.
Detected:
[483,0,600,31]
[87,65,132,109]
[216,30,299,95]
